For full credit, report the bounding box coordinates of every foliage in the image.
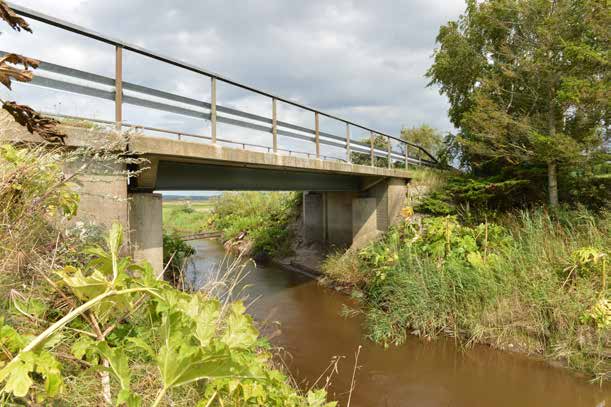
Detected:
[0,224,335,406]
[0,144,80,277]
[322,209,610,378]
[427,0,609,206]
[211,192,301,258]
[400,124,444,161]
[350,134,390,167]
[321,249,366,287]
[415,174,531,217]
[163,233,195,287]
[0,0,31,32]
[163,202,212,235]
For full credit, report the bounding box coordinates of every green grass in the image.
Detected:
[322,209,610,380]
[163,200,213,235]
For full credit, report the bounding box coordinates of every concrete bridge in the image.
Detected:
[3,4,438,272]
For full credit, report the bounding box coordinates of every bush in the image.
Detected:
[162,233,195,287]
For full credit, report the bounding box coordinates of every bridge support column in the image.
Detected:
[325,192,356,248]
[129,192,163,274]
[352,197,378,249]
[303,192,325,244]
[302,178,407,249]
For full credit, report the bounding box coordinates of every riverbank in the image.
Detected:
[321,209,610,382]
[197,190,609,381]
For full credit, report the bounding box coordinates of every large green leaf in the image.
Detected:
[0,320,26,353]
[96,342,131,391]
[0,353,34,398]
[221,302,258,349]
[56,266,109,301]
[0,350,63,399]
[178,296,220,347]
[34,351,63,397]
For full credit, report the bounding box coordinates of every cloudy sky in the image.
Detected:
[2,0,465,159]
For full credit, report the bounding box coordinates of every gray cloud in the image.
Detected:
[2,0,464,153]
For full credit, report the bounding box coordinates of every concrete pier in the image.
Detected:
[128,192,163,273]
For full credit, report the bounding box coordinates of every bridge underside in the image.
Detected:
[148,161,379,192]
[129,135,412,192]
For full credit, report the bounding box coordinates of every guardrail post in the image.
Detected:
[370,131,375,167]
[405,144,409,169]
[387,136,392,168]
[211,77,217,144]
[346,123,351,163]
[315,112,320,159]
[114,46,122,130]
[272,98,278,153]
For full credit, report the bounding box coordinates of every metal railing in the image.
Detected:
[6,3,438,169]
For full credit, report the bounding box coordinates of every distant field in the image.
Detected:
[162,200,214,235]
[163,200,214,210]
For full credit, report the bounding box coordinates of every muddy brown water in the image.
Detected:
[186,239,609,407]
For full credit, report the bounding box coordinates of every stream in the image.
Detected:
[186,239,609,407]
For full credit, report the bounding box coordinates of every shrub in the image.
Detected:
[162,233,195,287]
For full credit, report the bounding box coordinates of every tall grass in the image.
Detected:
[323,209,609,380]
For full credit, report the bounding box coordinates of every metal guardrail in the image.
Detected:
[6,2,438,169]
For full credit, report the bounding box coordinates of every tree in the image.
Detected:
[351,134,390,167]
[400,124,444,161]
[427,0,609,206]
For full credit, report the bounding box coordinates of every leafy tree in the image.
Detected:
[427,0,609,206]
[400,124,444,161]
[351,134,390,167]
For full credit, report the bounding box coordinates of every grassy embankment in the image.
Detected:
[322,170,609,381]
[162,192,299,259]
[208,192,301,258]
[0,144,335,406]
